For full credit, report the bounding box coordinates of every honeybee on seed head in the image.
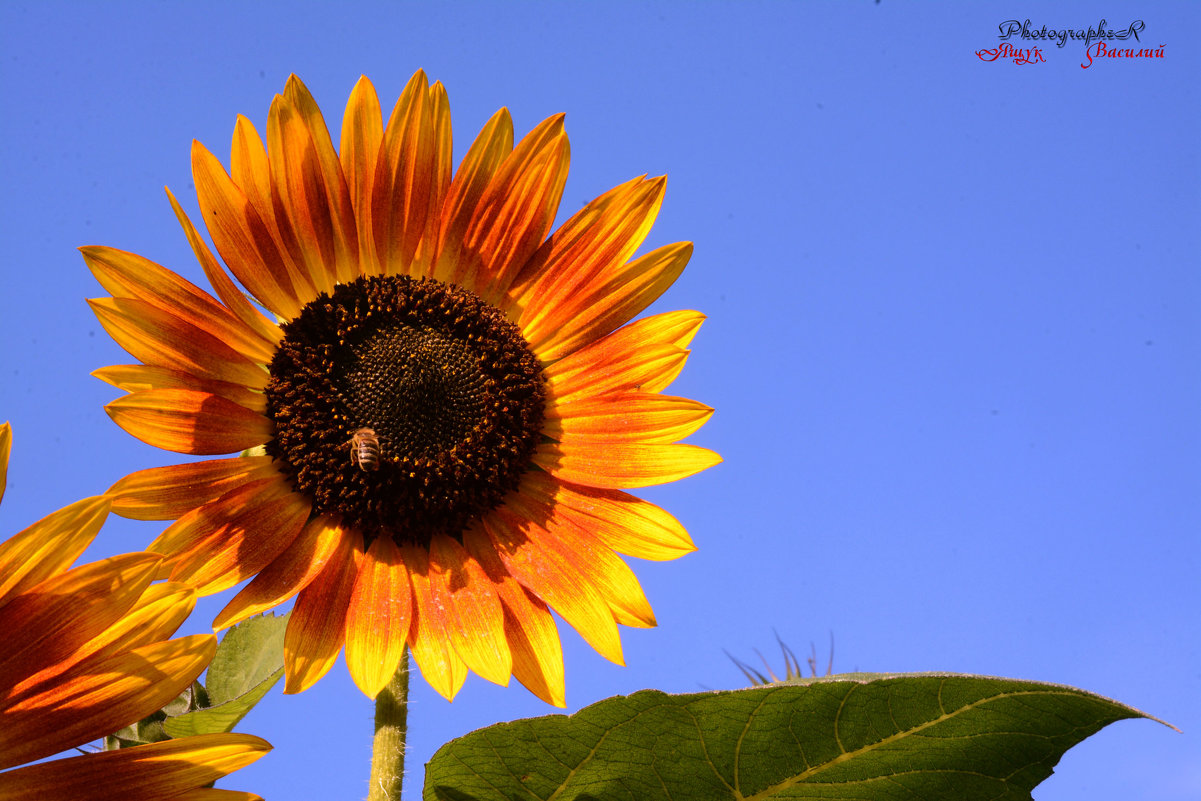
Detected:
[348,427,380,471]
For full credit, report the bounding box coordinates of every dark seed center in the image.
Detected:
[264,275,545,546]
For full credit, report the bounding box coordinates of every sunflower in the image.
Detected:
[0,422,269,800]
[88,71,719,704]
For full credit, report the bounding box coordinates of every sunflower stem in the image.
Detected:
[369,649,410,801]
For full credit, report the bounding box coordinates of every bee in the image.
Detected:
[348,427,380,471]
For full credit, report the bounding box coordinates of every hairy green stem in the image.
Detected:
[368,650,410,801]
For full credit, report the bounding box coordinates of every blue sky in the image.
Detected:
[1,2,1197,799]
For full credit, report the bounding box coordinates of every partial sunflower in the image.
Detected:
[0,422,270,801]
[88,71,719,705]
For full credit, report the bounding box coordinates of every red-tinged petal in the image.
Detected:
[546,392,714,446]
[0,495,110,608]
[10,581,196,700]
[428,534,511,686]
[81,245,275,366]
[344,536,412,698]
[148,476,310,596]
[401,543,468,701]
[0,634,215,771]
[105,389,272,455]
[192,140,303,319]
[521,471,696,561]
[461,526,565,706]
[269,83,359,292]
[340,76,384,274]
[165,188,284,352]
[89,297,268,390]
[482,508,624,666]
[0,732,269,800]
[408,80,452,277]
[513,176,665,341]
[533,440,722,490]
[106,455,277,521]
[464,120,570,305]
[213,515,347,630]
[433,107,513,286]
[372,70,438,277]
[544,310,705,403]
[93,364,266,414]
[284,530,363,693]
[506,487,656,629]
[0,553,160,698]
[526,241,691,361]
[0,421,10,505]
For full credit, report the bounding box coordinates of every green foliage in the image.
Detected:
[424,673,1164,801]
[105,612,288,748]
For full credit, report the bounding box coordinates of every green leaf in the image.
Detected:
[161,612,288,738]
[424,673,1168,801]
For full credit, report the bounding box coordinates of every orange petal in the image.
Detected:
[192,139,303,319]
[81,245,275,366]
[340,76,384,274]
[505,487,656,629]
[460,525,565,706]
[106,455,277,521]
[89,297,268,390]
[465,118,570,304]
[544,310,705,403]
[148,475,310,596]
[372,70,439,277]
[432,107,513,286]
[0,421,10,505]
[481,508,623,665]
[165,188,284,352]
[401,543,468,701]
[283,529,363,693]
[105,389,273,455]
[409,80,452,277]
[525,241,691,361]
[0,553,160,697]
[546,391,714,445]
[428,534,511,686]
[520,471,696,561]
[93,364,266,414]
[213,514,348,629]
[344,536,412,698]
[513,177,665,347]
[0,634,215,771]
[0,495,110,607]
[533,440,721,490]
[0,732,268,800]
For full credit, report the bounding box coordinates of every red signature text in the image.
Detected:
[1081,42,1166,68]
[976,43,1046,65]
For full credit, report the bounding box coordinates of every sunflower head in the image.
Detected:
[91,71,719,704]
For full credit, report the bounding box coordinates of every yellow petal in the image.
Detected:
[344,536,412,699]
[340,76,384,274]
[429,534,511,686]
[402,543,468,701]
[0,421,10,505]
[482,508,624,666]
[284,530,363,694]
[0,634,214,771]
[544,310,705,403]
[0,495,110,608]
[0,733,269,801]
[520,471,696,561]
[546,392,714,445]
[93,364,266,414]
[533,441,722,490]
[106,455,277,521]
[105,389,272,456]
[213,514,347,629]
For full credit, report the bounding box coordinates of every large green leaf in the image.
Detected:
[162,612,287,738]
[425,673,1165,801]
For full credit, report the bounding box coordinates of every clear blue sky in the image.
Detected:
[1,2,1197,799]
